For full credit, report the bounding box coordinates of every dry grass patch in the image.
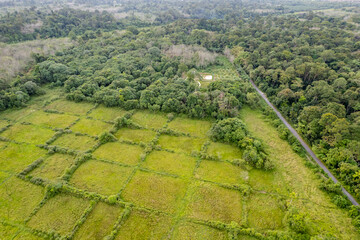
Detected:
[70,118,112,136]
[89,105,127,121]
[131,111,168,129]
[168,117,212,137]
[186,182,243,224]
[93,142,143,165]
[52,133,97,152]
[247,193,284,230]
[116,210,173,240]
[70,160,133,196]
[74,202,123,240]
[195,160,248,185]
[0,124,54,144]
[172,221,227,240]
[142,150,197,177]
[158,135,206,154]
[0,177,44,222]
[0,142,46,172]
[121,171,188,213]
[22,111,78,129]
[30,153,76,182]
[114,128,156,143]
[28,194,89,236]
[207,142,242,161]
[45,99,94,115]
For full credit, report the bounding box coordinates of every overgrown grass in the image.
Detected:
[30,153,76,182]
[131,110,168,129]
[89,105,128,121]
[115,210,173,240]
[142,150,197,177]
[28,194,89,236]
[195,160,248,185]
[70,118,112,136]
[0,124,54,144]
[93,142,144,165]
[172,220,227,240]
[22,111,78,129]
[168,117,212,137]
[207,142,242,161]
[70,160,133,196]
[121,170,188,214]
[45,99,94,115]
[0,177,44,222]
[75,202,123,239]
[114,128,156,143]
[158,135,206,154]
[0,142,46,172]
[52,133,97,152]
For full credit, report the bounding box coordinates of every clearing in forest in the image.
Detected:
[0,89,358,239]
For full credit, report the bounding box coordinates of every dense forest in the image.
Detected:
[1,0,360,237]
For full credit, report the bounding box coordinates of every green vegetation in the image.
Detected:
[70,118,112,136]
[93,142,143,165]
[52,133,97,152]
[114,128,156,143]
[0,123,54,144]
[22,111,78,129]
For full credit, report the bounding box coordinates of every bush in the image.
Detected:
[99,131,117,144]
[286,208,308,234]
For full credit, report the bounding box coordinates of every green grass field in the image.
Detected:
[0,89,358,239]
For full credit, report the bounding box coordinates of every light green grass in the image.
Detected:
[70,160,133,196]
[22,111,78,129]
[0,119,9,129]
[45,99,94,115]
[30,153,76,181]
[114,128,156,143]
[172,221,227,240]
[0,140,7,149]
[0,171,11,184]
[207,142,242,161]
[0,177,44,222]
[0,108,36,122]
[186,182,243,224]
[0,124,54,144]
[246,193,284,230]
[0,142,46,172]
[116,210,173,240]
[168,117,212,137]
[70,118,112,136]
[249,169,287,194]
[195,160,248,185]
[52,133,97,152]
[28,194,89,236]
[74,202,123,240]
[142,150,197,177]
[122,171,188,213]
[131,111,168,129]
[13,231,44,240]
[241,107,360,239]
[93,142,143,165]
[158,135,206,154]
[89,105,127,121]
[0,222,18,239]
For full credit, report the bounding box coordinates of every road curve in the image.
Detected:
[248,78,359,206]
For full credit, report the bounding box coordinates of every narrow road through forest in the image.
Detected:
[248,78,359,206]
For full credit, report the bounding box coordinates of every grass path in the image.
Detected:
[240,107,360,239]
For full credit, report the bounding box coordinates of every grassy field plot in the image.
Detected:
[0,119,9,129]
[70,118,112,136]
[168,117,212,137]
[93,142,143,165]
[45,99,94,115]
[0,177,44,222]
[114,128,156,143]
[89,105,127,121]
[207,142,242,161]
[186,182,243,224]
[13,231,44,240]
[22,111,78,129]
[158,135,206,154]
[28,194,89,236]
[121,170,188,213]
[0,123,54,144]
[131,111,168,129]
[142,150,197,177]
[249,169,287,194]
[246,193,284,230]
[0,222,18,239]
[195,160,248,185]
[0,108,36,122]
[70,160,133,196]
[52,133,97,152]
[172,221,227,240]
[0,142,46,172]
[74,202,123,239]
[116,210,173,240]
[30,153,76,182]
